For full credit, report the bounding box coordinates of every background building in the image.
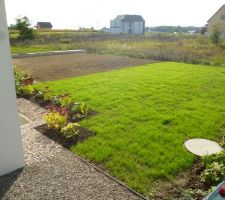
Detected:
[110,15,145,35]
[36,22,53,29]
[207,5,225,36]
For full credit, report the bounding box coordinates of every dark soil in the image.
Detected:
[36,124,96,149]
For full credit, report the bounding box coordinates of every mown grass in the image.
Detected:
[35,62,225,196]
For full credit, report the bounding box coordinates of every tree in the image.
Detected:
[200,26,207,35]
[15,16,34,40]
[211,26,221,45]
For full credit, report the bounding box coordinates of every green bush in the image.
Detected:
[61,123,80,139]
[15,16,34,40]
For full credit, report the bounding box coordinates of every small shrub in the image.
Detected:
[47,104,69,117]
[58,93,72,107]
[200,162,225,186]
[211,26,221,45]
[71,102,88,115]
[180,189,208,200]
[14,67,26,95]
[44,93,52,101]
[44,112,67,130]
[21,77,34,85]
[61,123,80,139]
[201,151,225,186]
[202,151,225,166]
[42,86,53,101]
[34,90,44,100]
[50,95,61,106]
[19,84,34,96]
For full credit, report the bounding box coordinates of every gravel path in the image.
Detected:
[0,98,144,200]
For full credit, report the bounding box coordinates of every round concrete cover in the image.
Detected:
[184,138,223,156]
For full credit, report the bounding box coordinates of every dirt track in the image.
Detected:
[13,53,154,82]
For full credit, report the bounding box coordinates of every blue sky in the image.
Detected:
[5,0,225,29]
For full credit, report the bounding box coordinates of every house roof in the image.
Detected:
[114,15,145,22]
[207,5,225,22]
[37,22,53,28]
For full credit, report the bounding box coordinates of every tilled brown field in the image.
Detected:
[13,53,154,82]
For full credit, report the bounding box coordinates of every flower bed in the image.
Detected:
[14,67,94,148]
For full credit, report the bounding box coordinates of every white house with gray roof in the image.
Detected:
[110,15,145,35]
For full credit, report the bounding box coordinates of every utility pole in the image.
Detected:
[0,0,24,176]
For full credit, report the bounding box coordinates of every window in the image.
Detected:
[129,22,132,27]
[221,15,225,20]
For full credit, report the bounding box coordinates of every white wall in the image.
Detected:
[0,0,24,176]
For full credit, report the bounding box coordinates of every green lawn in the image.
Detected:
[36,62,225,196]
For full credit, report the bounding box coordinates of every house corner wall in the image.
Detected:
[0,0,25,176]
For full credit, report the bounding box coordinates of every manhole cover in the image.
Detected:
[184,138,223,156]
[19,114,31,125]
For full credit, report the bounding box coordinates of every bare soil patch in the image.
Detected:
[13,53,154,82]
[153,158,206,200]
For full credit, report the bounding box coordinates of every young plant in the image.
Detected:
[42,86,53,101]
[50,95,61,106]
[14,67,27,95]
[44,112,67,131]
[201,151,225,186]
[61,123,80,139]
[34,90,44,100]
[19,84,34,96]
[21,77,34,85]
[71,102,88,120]
[200,162,225,186]
[58,93,72,107]
[47,104,69,117]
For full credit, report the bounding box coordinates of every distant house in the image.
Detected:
[207,5,225,36]
[100,27,110,33]
[187,30,197,35]
[36,22,53,29]
[110,15,145,35]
